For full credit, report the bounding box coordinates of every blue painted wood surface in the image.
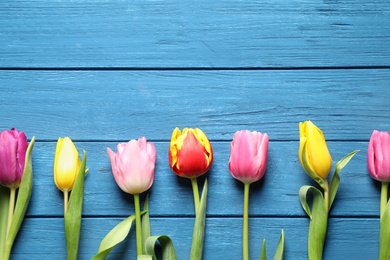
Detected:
[1,0,390,259]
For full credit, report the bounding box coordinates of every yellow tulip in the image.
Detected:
[54,137,81,192]
[299,121,332,179]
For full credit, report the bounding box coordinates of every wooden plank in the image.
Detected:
[26,141,376,217]
[1,0,390,68]
[10,217,379,259]
[1,69,389,141]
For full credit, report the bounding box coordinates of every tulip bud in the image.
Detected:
[54,137,81,192]
[299,121,332,179]
[107,137,156,194]
[169,127,213,178]
[0,128,28,189]
[367,130,390,182]
[229,130,269,184]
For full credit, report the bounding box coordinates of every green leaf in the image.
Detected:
[329,150,359,209]
[142,194,151,253]
[144,235,178,260]
[65,151,86,260]
[0,186,10,258]
[379,199,390,260]
[273,230,284,260]
[301,186,327,260]
[92,214,137,260]
[301,141,326,190]
[190,179,208,260]
[3,137,35,260]
[260,239,267,260]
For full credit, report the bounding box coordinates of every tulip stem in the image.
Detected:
[243,183,250,260]
[134,193,143,256]
[64,190,69,216]
[324,179,329,214]
[191,178,200,213]
[6,187,16,236]
[381,182,389,221]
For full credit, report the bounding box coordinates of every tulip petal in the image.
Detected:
[107,148,127,193]
[0,130,18,188]
[54,137,79,191]
[367,131,378,179]
[177,131,209,177]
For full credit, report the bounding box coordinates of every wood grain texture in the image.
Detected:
[9,217,379,260]
[0,0,390,68]
[1,69,389,141]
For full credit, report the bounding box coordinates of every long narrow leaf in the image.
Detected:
[3,137,35,260]
[260,239,267,260]
[65,151,86,260]
[307,186,327,260]
[92,214,137,260]
[379,199,390,260]
[273,230,284,260]
[145,235,178,260]
[190,179,208,260]
[0,186,10,257]
[299,185,318,219]
[142,194,151,252]
[329,150,359,209]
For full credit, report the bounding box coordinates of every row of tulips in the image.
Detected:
[0,123,389,260]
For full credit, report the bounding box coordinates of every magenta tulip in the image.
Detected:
[229,130,269,184]
[0,128,28,188]
[107,137,156,194]
[368,130,390,182]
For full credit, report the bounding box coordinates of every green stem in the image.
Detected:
[191,177,200,213]
[381,182,388,221]
[243,183,250,260]
[323,179,329,214]
[6,188,16,237]
[64,190,69,217]
[133,193,142,255]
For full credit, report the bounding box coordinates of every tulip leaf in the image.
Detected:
[329,150,359,210]
[92,214,137,260]
[301,142,326,190]
[379,199,390,260]
[144,235,178,260]
[260,239,267,260]
[65,151,86,260]
[190,179,208,260]
[299,185,327,260]
[2,137,35,260]
[0,186,10,258]
[142,194,151,252]
[273,230,284,260]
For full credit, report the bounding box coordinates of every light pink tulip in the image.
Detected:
[0,128,28,188]
[368,130,390,182]
[229,130,269,184]
[107,137,156,194]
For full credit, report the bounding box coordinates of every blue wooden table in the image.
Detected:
[1,1,390,259]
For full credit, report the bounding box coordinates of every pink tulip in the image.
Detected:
[229,130,269,184]
[0,128,28,189]
[368,130,390,182]
[107,137,156,194]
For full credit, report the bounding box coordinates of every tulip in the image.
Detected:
[54,137,81,216]
[107,137,156,256]
[228,130,269,260]
[0,128,28,240]
[367,130,390,260]
[299,121,332,180]
[169,128,213,179]
[229,130,269,184]
[107,137,156,195]
[368,130,390,182]
[0,128,28,189]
